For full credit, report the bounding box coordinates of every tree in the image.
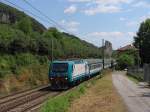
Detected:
[37,38,50,55]
[117,54,134,69]
[17,17,32,34]
[134,19,150,64]
[9,37,29,53]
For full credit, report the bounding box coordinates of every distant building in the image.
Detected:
[104,41,112,58]
[117,44,137,53]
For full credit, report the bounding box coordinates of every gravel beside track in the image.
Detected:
[0,85,61,112]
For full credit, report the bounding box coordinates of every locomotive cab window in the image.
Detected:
[52,63,68,72]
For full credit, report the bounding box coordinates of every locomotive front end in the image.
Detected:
[49,61,71,90]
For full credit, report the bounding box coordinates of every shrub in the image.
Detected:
[15,53,39,66]
[117,54,135,70]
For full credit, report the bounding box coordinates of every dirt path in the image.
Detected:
[112,71,150,112]
[68,72,126,112]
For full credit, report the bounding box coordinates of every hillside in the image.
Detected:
[0,2,101,96]
[0,2,46,33]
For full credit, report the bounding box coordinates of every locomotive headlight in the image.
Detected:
[65,77,68,80]
[50,77,53,80]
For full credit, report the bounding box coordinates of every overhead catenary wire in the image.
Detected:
[2,0,86,60]
[22,0,76,61]
[2,0,55,26]
[23,0,75,35]
[1,0,58,61]
[2,0,97,46]
[1,0,103,61]
[2,0,87,38]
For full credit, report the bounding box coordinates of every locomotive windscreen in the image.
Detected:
[52,63,68,72]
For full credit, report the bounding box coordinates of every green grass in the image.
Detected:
[127,72,144,84]
[41,70,127,112]
[66,71,127,112]
[41,76,100,112]
[126,75,139,84]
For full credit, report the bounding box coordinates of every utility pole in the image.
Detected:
[51,38,53,62]
[102,39,105,69]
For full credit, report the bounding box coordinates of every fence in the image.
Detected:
[127,64,150,84]
[144,64,150,84]
[127,66,144,81]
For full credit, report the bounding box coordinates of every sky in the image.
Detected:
[1,0,150,49]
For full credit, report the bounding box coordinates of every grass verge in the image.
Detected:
[41,83,87,112]
[41,70,126,112]
[68,71,127,112]
[126,72,143,84]
[126,75,139,84]
[41,74,102,112]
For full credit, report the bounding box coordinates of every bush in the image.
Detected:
[15,53,39,66]
[17,17,32,34]
[117,54,135,70]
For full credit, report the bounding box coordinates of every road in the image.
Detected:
[112,71,150,112]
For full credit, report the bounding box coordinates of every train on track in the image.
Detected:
[49,59,114,90]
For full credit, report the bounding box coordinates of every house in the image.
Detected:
[117,44,137,53]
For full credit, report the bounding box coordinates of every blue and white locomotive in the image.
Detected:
[49,59,111,89]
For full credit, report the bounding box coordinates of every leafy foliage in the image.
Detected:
[0,2,102,79]
[0,2,46,33]
[17,17,32,34]
[117,54,135,69]
[0,2,102,94]
[134,19,150,64]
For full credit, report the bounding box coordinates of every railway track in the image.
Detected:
[0,85,61,112]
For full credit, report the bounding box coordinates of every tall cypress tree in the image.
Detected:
[134,19,150,64]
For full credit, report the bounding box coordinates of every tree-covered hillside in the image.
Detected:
[0,2,46,33]
[0,2,101,95]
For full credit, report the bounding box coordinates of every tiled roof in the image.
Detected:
[117,44,136,51]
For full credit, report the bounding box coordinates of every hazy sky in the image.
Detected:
[1,0,150,49]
